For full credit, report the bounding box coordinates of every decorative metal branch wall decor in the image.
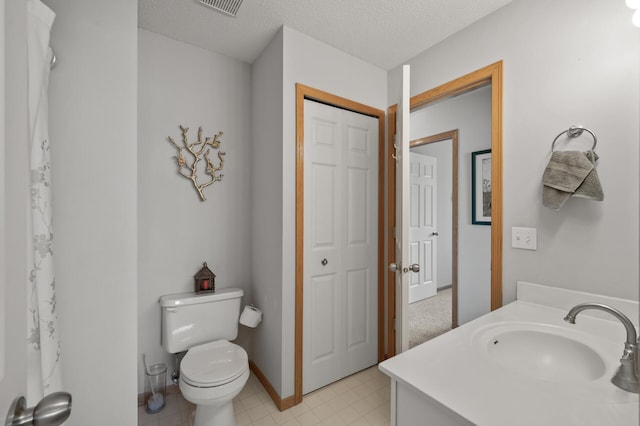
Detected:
[167,125,226,201]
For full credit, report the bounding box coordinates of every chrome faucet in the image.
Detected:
[564,303,639,393]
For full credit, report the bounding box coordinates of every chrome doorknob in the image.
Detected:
[409,264,420,273]
[389,263,398,272]
[5,392,72,426]
[321,258,328,266]
[431,231,439,236]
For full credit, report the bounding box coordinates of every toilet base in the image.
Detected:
[194,401,235,426]
[179,359,249,426]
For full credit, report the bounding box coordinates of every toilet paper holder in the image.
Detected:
[240,304,262,328]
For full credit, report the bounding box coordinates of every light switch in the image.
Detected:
[512,227,537,250]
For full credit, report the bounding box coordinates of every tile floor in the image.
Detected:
[138,365,391,426]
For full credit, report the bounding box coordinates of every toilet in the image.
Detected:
[160,288,252,426]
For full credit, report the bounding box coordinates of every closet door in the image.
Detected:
[303,101,343,393]
[303,100,378,394]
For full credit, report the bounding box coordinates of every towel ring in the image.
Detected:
[551,125,597,151]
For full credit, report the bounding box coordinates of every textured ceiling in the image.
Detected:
[138,0,512,70]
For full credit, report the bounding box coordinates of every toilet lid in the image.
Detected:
[181,340,248,387]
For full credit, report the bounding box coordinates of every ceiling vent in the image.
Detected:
[198,0,244,17]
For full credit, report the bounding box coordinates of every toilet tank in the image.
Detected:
[160,288,244,354]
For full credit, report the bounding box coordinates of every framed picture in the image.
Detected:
[471,149,492,225]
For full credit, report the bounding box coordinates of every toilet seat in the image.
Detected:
[181,340,248,388]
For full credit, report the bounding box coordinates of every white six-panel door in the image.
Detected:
[408,153,438,303]
[303,99,378,394]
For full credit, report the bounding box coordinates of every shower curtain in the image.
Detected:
[26,0,62,404]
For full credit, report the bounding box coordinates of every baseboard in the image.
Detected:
[137,383,180,407]
[438,284,452,291]
[137,361,298,411]
[249,360,297,412]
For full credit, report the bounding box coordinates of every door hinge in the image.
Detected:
[392,226,396,239]
[393,318,397,331]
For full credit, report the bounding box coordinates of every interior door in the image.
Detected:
[408,153,437,303]
[303,99,378,394]
[394,65,410,353]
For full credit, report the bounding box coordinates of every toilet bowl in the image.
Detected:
[179,340,249,426]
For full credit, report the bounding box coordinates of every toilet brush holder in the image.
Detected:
[144,363,167,414]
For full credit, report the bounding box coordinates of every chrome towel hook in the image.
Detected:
[551,125,597,151]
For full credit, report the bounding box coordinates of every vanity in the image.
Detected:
[379,282,640,426]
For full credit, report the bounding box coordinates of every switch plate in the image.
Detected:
[512,227,537,250]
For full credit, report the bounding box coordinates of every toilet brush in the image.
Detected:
[143,354,164,412]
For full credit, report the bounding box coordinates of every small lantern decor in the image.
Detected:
[194,262,216,294]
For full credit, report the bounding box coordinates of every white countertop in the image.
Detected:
[379,300,640,426]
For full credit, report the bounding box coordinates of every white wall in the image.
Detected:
[0,0,5,385]
[280,27,388,398]
[250,28,285,394]
[44,0,138,424]
[0,0,4,384]
[250,26,387,398]
[0,0,29,404]
[389,0,640,304]
[410,141,453,290]
[137,29,252,393]
[411,86,492,324]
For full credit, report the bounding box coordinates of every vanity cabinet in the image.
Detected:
[391,379,473,426]
[379,282,640,426]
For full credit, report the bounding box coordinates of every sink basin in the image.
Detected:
[474,323,607,383]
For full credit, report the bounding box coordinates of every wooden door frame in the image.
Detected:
[387,61,503,358]
[409,130,459,330]
[295,83,386,405]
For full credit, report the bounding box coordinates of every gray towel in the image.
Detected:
[542,150,604,210]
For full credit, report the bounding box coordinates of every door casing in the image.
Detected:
[295,84,386,405]
[387,61,503,358]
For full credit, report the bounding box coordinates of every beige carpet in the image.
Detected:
[408,288,452,348]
